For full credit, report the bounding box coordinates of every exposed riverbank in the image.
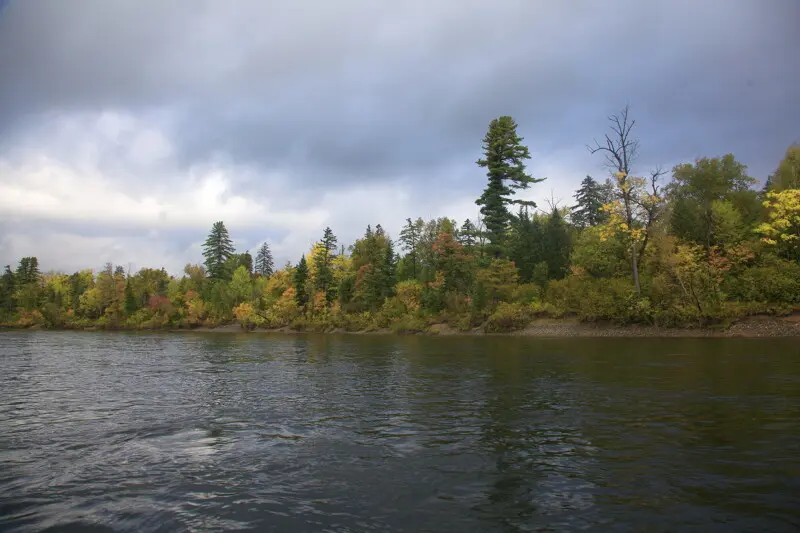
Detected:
[5,313,800,337]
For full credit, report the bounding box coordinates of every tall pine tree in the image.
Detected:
[381,237,397,299]
[202,221,235,280]
[254,242,274,278]
[399,217,423,279]
[475,116,543,257]
[314,227,338,303]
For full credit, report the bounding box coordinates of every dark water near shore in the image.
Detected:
[1,332,799,532]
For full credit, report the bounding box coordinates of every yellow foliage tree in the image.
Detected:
[756,189,800,260]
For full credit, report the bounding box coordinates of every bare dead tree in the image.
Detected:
[587,105,663,296]
[543,189,564,213]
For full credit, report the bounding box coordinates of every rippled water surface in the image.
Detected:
[1,332,799,532]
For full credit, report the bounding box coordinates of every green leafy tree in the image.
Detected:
[254,242,274,278]
[475,116,543,257]
[229,265,254,305]
[667,154,756,252]
[293,255,309,308]
[202,221,235,280]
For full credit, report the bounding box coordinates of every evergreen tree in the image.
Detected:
[202,221,235,280]
[293,255,309,308]
[458,219,477,250]
[254,242,274,278]
[314,227,338,303]
[508,208,543,283]
[571,175,611,228]
[15,257,41,285]
[475,116,544,257]
[399,217,423,279]
[380,237,397,298]
[239,251,253,275]
[123,280,138,315]
[0,265,15,313]
[542,208,571,279]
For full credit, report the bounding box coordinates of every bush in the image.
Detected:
[391,315,427,334]
[484,302,531,333]
[40,303,65,328]
[528,301,562,318]
[513,283,540,304]
[13,310,44,328]
[725,258,800,304]
[544,276,653,324]
[339,311,374,332]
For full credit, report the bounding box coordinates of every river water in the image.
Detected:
[1,331,798,532]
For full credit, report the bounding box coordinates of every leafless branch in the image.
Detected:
[586,105,639,175]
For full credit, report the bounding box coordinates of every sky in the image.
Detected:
[0,0,798,275]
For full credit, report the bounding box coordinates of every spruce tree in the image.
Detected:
[571,175,611,228]
[293,255,309,308]
[508,208,543,283]
[475,116,543,257]
[314,227,338,303]
[123,280,138,315]
[254,242,275,278]
[202,221,235,280]
[399,217,423,279]
[0,265,15,313]
[542,208,571,280]
[239,251,253,275]
[15,257,41,285]
[458,219,477,250]
[380,237,397,298]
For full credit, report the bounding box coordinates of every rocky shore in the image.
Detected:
[4,313,800,338]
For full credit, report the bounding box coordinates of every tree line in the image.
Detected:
[2,107,799,332]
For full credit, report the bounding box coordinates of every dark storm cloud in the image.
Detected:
[1,0,798,194]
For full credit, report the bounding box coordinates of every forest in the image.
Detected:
[2,107,799,333]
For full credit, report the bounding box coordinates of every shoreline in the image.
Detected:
[4,314,800,338]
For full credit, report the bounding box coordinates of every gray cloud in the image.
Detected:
[0,0,798,271]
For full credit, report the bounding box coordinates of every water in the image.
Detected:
[1,332,798,532]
